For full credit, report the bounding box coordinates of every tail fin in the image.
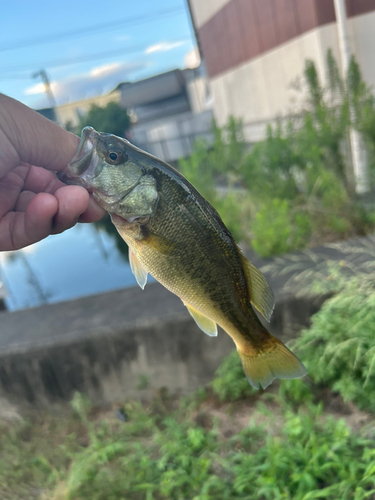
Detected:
[237,337,307,390]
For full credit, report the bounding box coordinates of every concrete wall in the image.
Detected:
[350,11,375,89]
[0,278,326,409]
[131,109,214,162]
[208,14,375,141]
[190,0,231,29]
[0,227,373,411]
[190,1,375,142]
[186,74,212,114]
[209,25,329,136]
[0,283,233,408]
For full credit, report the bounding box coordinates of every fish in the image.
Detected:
[59,127,306,389]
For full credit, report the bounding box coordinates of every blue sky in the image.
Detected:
[0,0,197,109]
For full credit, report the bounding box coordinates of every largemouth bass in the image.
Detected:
[60,127,306,389]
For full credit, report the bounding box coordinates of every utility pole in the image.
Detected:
[32,69,60,125]
[333,0,370,195]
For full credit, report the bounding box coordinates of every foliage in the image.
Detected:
[294,273,375,412]
[251,198,311,257]
[71,101,131,137]
[211,349,255,401]
[179,51,375,258]
[179,120,253,244]
[1,389,375,500]
[232,404,375,499]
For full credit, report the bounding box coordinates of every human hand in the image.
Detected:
[0,94,105,251]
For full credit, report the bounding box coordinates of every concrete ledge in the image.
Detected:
[0,282,326,408]
[0,284,235,407]
[5,232,373,408]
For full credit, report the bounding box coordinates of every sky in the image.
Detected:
[0,0,197,109]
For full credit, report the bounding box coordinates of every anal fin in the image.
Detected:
[184,303,218,337]
[240,254,275,322]
[129,248,148,289]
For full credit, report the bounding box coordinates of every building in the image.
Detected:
[188,0,375,142]
[38,66,213,163]
[56,90,121,129]
[120,67,213,162]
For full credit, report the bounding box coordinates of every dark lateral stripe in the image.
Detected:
[195,0,375,79]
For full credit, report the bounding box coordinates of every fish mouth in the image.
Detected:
[58,127,96,185]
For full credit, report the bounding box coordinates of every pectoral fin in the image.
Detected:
[129,249,148,289]
[141,228,176,256]
[184,303,218,337]
[240,255,275,322]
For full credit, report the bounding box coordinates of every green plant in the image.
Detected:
[233,405,375,499]
[1,386,375,499]
[294,273,375,411]
[179,127,252,244]
[251,198,311,257]
[211,349,255,401]
[178,52,375,257]
[72,101,131,137]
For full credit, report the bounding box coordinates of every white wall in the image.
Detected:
[206,9,375,142]
[350,11,375,90]
[187,75,212,113]
[209,26,331,134]
[189,0,231,29]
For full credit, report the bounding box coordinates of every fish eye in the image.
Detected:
[106,149,127,165]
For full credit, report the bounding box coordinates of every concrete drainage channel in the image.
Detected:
[0,233,374,410]
[0,286,326,410]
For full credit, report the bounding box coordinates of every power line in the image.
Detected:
[0,7,184,53]
[0,74,33,79]
[0,38,191,75]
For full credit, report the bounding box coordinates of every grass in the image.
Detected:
[0,382,374,500]
[3,268,375,499]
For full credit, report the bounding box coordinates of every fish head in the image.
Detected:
[60,127,159,221]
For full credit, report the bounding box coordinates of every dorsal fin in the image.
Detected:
[129,248,148,289]
[240,255,275,322]
[184,303,218,337]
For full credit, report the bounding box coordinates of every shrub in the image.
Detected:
[60,400,375,500]
[233,405,375,499]
[1,386,375,499]
[179,53,375,258]
[251,198,311,257]
[294,274,375,412]
[211,349,255,401]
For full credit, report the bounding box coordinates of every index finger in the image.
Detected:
[0,94,79,178]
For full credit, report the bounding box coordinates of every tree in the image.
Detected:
[74,101,131,137]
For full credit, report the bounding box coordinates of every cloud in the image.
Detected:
[25,82,49,95]
[184,47,200,69]
[145,41,186,54]
[24,60,148,107]
[90,62,122,78]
